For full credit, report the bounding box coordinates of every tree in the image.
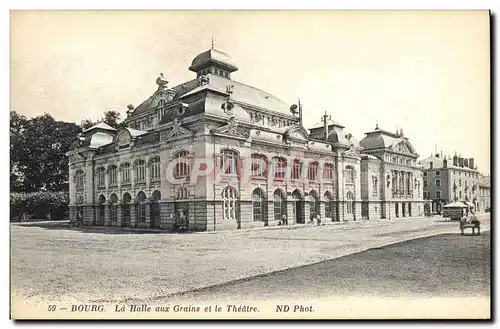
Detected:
[15,113,82,192]
[102,110,121,128]
[80,118,97,130]
[10,110,28,192]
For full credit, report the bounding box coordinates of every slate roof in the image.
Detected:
[82,121,116,133]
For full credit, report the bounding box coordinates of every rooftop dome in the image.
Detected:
[189,48,238,73]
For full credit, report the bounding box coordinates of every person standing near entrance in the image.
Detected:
[282,214,288,226]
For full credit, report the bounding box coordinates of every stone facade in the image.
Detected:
[420,153,481,213]
[66,47,423,232]
[478,175,491,213]
[359,127,425,220]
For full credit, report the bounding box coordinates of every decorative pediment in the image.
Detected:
[69,153,85,163]
[212,116,250,139]
[343,144,361,157]
[116,130,132,148]
[393,140,415,154]
[283,126,309,142]
[163,118,193,140]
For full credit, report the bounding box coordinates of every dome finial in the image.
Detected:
[375,121,379,130]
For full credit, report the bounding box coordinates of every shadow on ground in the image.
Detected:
[12,221,192,235]
[162,231,491,302]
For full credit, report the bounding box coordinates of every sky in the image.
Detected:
[10,10,490,174]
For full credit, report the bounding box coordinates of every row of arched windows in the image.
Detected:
[225,151,336,181]
[94,191,162,227]
[91,151,192,188]
[95,157,160,187]
[219,187,340,222]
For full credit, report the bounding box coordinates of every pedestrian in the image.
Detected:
[282,214,288,226]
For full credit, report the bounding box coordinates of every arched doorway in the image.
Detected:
[309,190,320,221]
[273,189,286,223]
[150,190,161,228]
[292,190,304,224]
[252,188,267,226]
[109,194,118,226]
[136,191,147,226]
[97,195,106,226]
[121,193,131,227]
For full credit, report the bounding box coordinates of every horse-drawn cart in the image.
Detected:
[460,217,481,235]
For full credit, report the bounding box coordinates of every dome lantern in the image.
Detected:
[188,47,238,80]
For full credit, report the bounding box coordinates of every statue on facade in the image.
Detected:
[198,74,210,86]
[156,73,169,90]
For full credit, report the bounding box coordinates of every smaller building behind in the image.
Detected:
[420,152,481,213]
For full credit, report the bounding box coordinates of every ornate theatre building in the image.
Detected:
[66,46,424,231]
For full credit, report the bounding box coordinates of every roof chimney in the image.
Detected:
[469,158,475,170]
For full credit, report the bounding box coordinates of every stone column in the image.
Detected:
[83,205,94,226]
[117,203,122,227]
[130,204,137,228]
[267,199,274,225]
[303,201,310,224]
[319,199,326,222]
[145,202,151,228]
[286,200,295,225]
[69,206,76,225]
[104,204,110,226]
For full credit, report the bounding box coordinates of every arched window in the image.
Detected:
[136,191,147,223]
[108,165,118,186]
[273,189,286,221]
[309,190,319,219]
[308,161,319,181]
[75,169,85,189]
[222,186,238,220]
[134,160,146,183]
[345,166,355,184]
[174,150,190,178]
[158,99,166,107]
[120,163,131,184]
[324,191,334,220]
[291,159,302,180]
[177,187,188,200]
[271,157,287,180]
[220,149,239,176]
[323,163,334,181]
[109,194,118,223]
[346,191,354,215]
[251,154,268,178]
[97,195,106,225]
[121,193,132,227]
[252,188,266,222]
[149,156,161,181]
[96,167,105,188]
